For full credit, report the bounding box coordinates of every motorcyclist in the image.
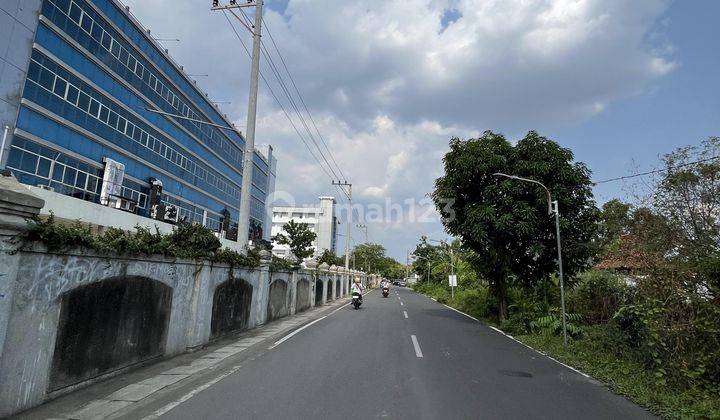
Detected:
[351,277,364,303]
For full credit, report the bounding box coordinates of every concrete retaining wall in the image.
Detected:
[0,174,373,417]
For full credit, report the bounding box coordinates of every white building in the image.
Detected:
[271,196,337,259]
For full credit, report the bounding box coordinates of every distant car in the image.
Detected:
[393,281,400,286]
[398,280,407,287]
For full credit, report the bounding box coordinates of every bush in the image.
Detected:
[568,269,630,324]
[531,308,584,339]
[454,287,492,319]
[614,270,720,390]
[19,213,258,268]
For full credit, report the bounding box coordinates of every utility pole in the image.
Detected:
[405,250,410,280]
[357,224,369,272]
[212,0,264,249]
[332,181,352,270]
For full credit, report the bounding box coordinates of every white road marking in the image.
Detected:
[400,302,404,306]
[411,335,423,358]
[403,311,408,319]
[268,316,327,349]
[142,364,245,419]
[486,325,591,378]
[443,304,479,322]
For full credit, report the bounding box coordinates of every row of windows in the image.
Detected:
[46,0,244,167]
[27,54,241,203]
[7,136,232,232]
[6,139,146,209]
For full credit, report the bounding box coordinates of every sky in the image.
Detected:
[121,0,720,261]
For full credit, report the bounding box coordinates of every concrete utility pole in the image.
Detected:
[332,181,352,270]
[212,0,264,249]
[357,224,369,271]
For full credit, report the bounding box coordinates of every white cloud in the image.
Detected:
[123,0,675,259]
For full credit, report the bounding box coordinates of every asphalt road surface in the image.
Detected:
[120,287,653,420]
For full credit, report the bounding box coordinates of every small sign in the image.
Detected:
[100,157,125,206]
[448,274,457,287]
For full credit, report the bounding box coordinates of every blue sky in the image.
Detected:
[124,0,718,260]
[555,0,720,204]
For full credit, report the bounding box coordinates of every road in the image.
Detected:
[118,287,652,420]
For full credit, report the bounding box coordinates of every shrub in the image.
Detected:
[531,308,584,339]
[19,213,258,268]
[454,287,492,319]
[568,269,630,324]
[614,270,720,389]
[501,290,544,334]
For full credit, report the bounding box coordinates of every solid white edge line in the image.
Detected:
[443,304,479,322]
[427,295,591,379]
[268,316,327,349]
[486,325,591,378]
[411,335,423,358]
[142,363,244,419]
[403,311,408,319]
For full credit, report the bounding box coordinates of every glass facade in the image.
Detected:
[5,0,275,239]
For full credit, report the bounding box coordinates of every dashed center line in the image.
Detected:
[400,302,404,306]
[411,335,423,358]
[403,311,408,319]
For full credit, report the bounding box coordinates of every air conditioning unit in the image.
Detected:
[113,197,138,213]
[37,184,54,192]
[163,204,179,223]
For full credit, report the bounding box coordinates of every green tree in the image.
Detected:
[272,220,317,260]
[351,243,386,272]
[433,131,598,319]
[596,199,632,257]
[317,249,343,266]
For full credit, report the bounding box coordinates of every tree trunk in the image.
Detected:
[491,274,509,321]
[497,282,508,321]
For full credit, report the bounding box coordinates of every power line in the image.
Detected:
[261,16,347,181]
[221,11,349,202]
[593,155,720,185]
[237,9,345,183]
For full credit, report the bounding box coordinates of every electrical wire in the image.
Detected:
[236,9,346,183]
[221,11,350,202]
[261,15,347,181]
[593,155,720,185]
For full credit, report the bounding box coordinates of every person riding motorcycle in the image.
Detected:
[351,277,364,303]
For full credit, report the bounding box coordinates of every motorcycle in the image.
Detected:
[352,292,362,310]
[382,287,389,298]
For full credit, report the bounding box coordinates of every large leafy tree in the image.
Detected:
[352,243,386,273]
[433,131,598,319]
[350,243,404,278]
[272,220,317,260]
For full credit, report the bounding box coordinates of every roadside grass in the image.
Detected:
[516,329,720,419]
[415,284,720,419]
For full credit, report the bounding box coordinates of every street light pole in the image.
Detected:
[553,200,567,348]
[427,238,456,299]
[492,173,568,348]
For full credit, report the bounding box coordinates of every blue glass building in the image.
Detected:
[0,0,276,241]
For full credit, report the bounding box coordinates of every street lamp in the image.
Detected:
[492,173,568,348]
[427,238,456,299]
[410,254,432,284]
